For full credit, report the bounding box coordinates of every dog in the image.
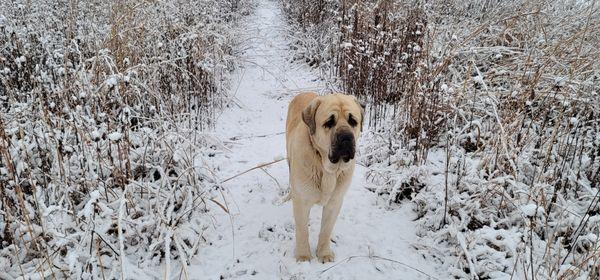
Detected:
[285,92,364,263]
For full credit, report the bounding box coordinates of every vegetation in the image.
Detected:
[281,0,599,278]
[0,0,247,278]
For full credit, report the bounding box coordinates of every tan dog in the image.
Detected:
[285,92,364,263]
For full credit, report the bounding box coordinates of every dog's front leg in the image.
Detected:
[292,196,312,261]
[317,172,352,263]
[316,193,344,263]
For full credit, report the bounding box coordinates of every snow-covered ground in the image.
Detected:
[187,1,443,279]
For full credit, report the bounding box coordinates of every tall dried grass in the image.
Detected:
[281,0,599,278]
[0,0,246,278]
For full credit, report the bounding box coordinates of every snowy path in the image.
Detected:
[188,1,443,279]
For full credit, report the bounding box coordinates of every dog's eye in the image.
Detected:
[323,116,335,128]
[348,114,358,127]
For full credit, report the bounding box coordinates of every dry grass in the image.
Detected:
[282,0,599,278]
[0,0,246,278]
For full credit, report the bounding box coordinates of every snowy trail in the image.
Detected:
[188,1,444,279]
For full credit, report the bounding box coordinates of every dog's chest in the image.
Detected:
[307,167,347,191]
[307,166,323,188]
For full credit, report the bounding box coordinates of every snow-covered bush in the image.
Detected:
[282,0,599,279]
[280,0,339,68]
[0,0,248,278]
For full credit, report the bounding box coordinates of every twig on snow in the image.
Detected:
[320,255,439,280]
[228,131,285,141]
[261,168,283,190]
[221,157,287,183]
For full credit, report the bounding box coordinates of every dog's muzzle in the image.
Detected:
[329,131,355,163]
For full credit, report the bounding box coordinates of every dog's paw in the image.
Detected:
[317,250,335,263]
[295,244,311,262]
[295,254,311,262]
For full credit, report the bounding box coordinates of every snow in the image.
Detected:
[108,132,122,141]
[441,83,449,93]
[185,1,444,279]
[570,117,578,125]
[520,204,544,218]
[91,130,102,141]
[106,76,118,87]
[79,190,101,219]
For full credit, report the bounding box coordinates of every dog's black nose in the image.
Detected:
[330,132,355,163]
[337,133,354,145]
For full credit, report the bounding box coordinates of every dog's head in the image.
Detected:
[302,93,364,173]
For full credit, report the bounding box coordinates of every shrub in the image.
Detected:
[281,0,600,278]
[0,0,246,277]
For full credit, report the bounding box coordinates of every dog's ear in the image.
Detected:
[302,98,321,134]
[354,97,365,132]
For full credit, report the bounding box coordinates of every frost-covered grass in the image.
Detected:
[0,0,248,278]
[281,0,600,279]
